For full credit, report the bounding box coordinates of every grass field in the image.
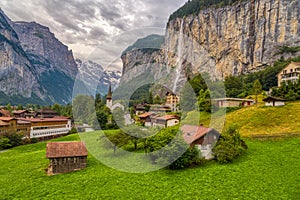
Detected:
[0,133,300,199]
[182,101,300,136]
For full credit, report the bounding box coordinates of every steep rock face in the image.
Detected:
[165,0,300,79]
[0,9,79,104]
[0,9,41,99]
[12,22,78,78]
[121,0,300,92]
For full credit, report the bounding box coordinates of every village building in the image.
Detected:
[277,62,300,87]
[135,104,147,115]
[20,117,72,139]
[181,124,220,159]
[35,109,58,118]
[165,92,180,112]
[0,117,17,136]
[138,112,156,127]
[263,96,286,107]
[16,120,31,137]
[151,115,180,128]
[212,98,255,108]
[12,110,29,118]
[46,141,88,175]
[0,109,11,117]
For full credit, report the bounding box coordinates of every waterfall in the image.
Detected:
[173,19,184,92]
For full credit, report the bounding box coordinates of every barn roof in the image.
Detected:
[46,142,88,158]
[181,124,213,144]
[0,109,11,117]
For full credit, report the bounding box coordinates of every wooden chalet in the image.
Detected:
[46,142,88,175]
[151,115,180,128]
[12,110,29,118]
[181,124,220,159]
[35,108,58,118]
[138,112,156,127]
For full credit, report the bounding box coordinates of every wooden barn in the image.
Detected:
[46,142,88,175]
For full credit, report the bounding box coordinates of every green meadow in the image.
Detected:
[0,133,299,199]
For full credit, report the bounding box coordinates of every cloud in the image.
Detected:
[0,0,186,70]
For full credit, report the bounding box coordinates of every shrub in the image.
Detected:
[6,133,24,147]
[0,137,12,150]
[213,126,247,164]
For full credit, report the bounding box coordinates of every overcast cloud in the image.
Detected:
[0,0,186,70]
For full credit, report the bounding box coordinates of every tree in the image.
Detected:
[153,95,162,104]
[197,89,211,112]
[6,103,12,113]
[100,131,130,154]
[213,126,247,164]
[253,79,262,104]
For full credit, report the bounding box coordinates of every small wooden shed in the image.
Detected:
[46,141,88,175]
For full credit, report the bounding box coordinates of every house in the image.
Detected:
[20,117,72,139]
[263,96,286,107]
[0,117,17,136]
[12,110,29,118]
[135,104,147,115]
[46,141,88,175]
[138,112,156,127]
[277,62,300,87]
[212,98,255,108]
[35,109,58,118]
[165,92,180,112]
[0,109,11,117]
[181,124,220,159]
[151,115,180,128]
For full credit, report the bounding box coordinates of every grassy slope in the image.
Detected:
[183,100,300,136]
[0,133,300,199]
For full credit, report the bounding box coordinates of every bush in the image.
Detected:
[6,133,23,147]
[213,126,247,164]
[0,137,12,150]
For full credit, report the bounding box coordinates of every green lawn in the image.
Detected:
[0,133,300,199]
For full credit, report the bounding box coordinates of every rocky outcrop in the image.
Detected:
[165,0,300,78]
[121,0,300,92]
[0,9,79,104]
[12,21,78,78]
[0,8,42,99]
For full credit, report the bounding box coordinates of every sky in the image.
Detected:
[0,0,186,71]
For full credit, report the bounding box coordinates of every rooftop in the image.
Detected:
[181,124,212,144]
[46,142,88,158]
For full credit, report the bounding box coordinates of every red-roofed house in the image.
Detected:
[151,115,180,128]
[138,112,156,127]
[46,142,88,175]
[181,124,220,159]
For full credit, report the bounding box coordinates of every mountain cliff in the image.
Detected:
[121,0,300,92]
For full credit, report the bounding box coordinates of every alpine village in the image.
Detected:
[0,0,300,199]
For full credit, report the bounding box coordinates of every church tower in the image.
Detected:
[106,84,113,109]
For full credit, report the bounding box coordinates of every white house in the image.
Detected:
[181,124,220,160]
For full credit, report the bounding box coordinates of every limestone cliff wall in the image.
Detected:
[121,0,300,92]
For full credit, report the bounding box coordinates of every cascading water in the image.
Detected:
[173,19,184,92]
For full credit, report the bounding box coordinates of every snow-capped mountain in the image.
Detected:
[76,59,121,95]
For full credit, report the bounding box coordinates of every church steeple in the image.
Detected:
[106,84,113,109]
[107,84,112,99]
